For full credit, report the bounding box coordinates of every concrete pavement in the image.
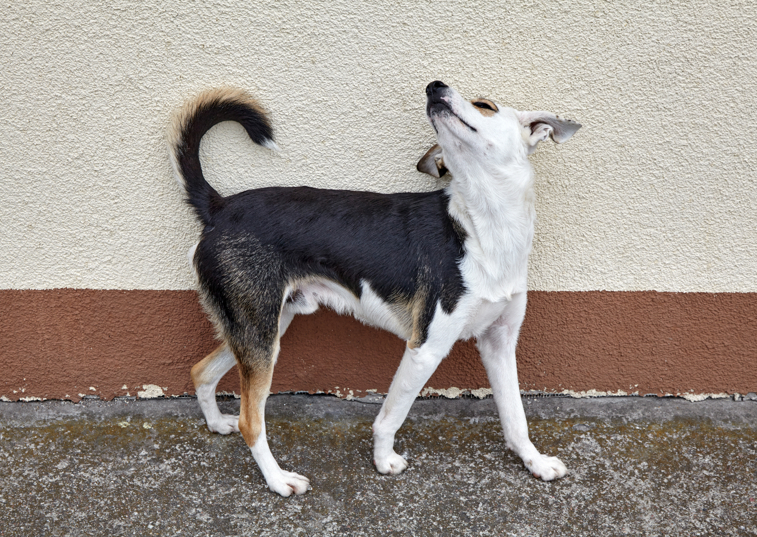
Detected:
[1,395,756,536]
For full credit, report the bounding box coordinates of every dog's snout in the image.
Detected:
[426,80,448,96]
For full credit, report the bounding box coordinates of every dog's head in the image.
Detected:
[417,81,580,178]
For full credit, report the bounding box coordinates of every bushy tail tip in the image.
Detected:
[168,87,275,225]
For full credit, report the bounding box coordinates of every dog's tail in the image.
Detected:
[168,88,276,226]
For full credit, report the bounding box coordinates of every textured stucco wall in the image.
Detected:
[2,1,756,292]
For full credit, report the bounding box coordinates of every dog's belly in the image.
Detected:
[287,279,514,344]
[286,278,413,342]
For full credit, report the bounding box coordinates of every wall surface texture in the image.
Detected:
[1,1,755,400]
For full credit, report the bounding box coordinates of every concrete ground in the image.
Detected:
[1,395,756,537]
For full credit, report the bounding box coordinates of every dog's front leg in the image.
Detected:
[372,337,455,475]
[477,292,568,481]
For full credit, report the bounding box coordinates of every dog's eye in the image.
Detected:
[472,101,496,112]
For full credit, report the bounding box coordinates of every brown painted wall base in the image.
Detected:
[1,290,755,401]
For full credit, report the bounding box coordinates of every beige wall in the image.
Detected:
[2,1,755,292]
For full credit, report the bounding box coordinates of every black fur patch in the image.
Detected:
[193,186,467,359]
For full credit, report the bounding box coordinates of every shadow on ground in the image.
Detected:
[1,395,756,536]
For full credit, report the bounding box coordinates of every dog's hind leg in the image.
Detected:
[190,308,296,436]
[477,292,567,481]
[191,343,239,434]
[236,344,311,497]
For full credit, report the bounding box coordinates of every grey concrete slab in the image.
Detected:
[1,395,756,536]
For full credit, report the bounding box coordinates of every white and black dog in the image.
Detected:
[168,81,580,496]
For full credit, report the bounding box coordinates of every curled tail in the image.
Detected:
[168,88,276,225]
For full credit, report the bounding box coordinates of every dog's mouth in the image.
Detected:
[428,100,478,133]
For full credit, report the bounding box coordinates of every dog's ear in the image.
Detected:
[518,111,581,154]
[416,144,448,178]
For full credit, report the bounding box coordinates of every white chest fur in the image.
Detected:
[458,296,512,340]
[446,170,536,304]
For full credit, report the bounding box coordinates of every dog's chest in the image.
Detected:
[459,298,510,339]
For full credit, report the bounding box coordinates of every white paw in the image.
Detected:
[374,451,409,475]
[206,414,239,435]
[266,470,311,497]
[525,455,568,481]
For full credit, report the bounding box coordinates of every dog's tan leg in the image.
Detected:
[191,343,239,434]
[237,356,310,497]
[477,292,567,481]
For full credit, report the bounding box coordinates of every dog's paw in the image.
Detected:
[374,451,409,475]
[266,470,311,497]
[525,455,568,481]
[206,413,239,435]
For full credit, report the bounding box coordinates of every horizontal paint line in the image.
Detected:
[1,289,755,401]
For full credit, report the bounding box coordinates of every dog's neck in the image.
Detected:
[445,159,536,301]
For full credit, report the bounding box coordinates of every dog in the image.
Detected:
[168,81,580,496]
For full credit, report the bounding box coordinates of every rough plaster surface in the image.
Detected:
[1,1,756,292]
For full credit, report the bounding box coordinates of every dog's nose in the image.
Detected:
[426,80,448,96]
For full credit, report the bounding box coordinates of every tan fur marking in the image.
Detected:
[408,285,428,348]
[238,363,274,448]
[190,343,230,388]
[389,283,429,349]
[471,99,498,117]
